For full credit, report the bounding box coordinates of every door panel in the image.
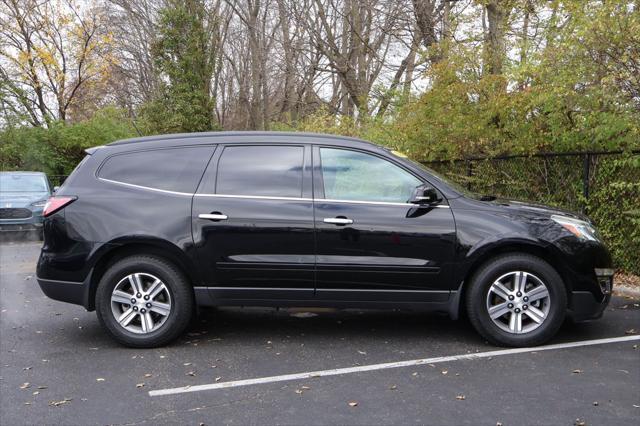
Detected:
[193,196,315,298]
[192,144,315,300]
[313,147,457,302]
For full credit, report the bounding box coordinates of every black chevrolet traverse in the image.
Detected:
[36,132,614,348]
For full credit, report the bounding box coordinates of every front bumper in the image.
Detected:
[0,213,44,232]
[568,268,614,322]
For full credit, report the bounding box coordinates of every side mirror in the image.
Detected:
[410,184,442,205]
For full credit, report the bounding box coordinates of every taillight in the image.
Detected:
[43,196,77,217]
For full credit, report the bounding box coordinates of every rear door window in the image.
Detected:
[215,145,304,197]
[98,146,214,193]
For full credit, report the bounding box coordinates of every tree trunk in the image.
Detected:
[484,0,510,76]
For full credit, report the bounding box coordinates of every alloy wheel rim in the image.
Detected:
[485,271,551,334]
[110,273,172,334]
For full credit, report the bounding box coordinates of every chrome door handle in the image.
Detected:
[199,213,228,221]
[323,217,353,225]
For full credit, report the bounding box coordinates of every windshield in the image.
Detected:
[0,174,49,193]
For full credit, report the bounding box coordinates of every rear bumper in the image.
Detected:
[37,275,92,310]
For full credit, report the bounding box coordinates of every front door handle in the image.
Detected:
[323,217,353,225]
[199,213,228,221]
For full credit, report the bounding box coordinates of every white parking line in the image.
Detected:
[149,335,640,397]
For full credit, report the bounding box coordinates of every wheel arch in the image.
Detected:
[85,238,201,311]
[450,241,572,320]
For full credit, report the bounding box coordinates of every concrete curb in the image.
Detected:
[613,285,640,299]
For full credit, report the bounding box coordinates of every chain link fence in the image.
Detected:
[48,175,68,188]
[423,151,640,274]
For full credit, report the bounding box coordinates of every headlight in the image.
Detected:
[551,215,600,241]
[30,199,48,208]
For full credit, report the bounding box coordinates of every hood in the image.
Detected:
[491,198,589,222]
[0,192,50,208]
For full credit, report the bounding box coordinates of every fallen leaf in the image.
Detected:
[32,391,39,396]
[136,383,145,388]
[23,366,32,371]
[295,389,303,394]
[183,362,192,366]
[96,378,105,382]
[37,385,47,390]
[574,419,586,426]
[456,395,466,400]
[20,382,30,389]
[441,370,448,375]
[593,401,599,406]
[186,371,196,377]
[300,385,310,390]
[49,398,72,407]
[348,401,358,407]
[412,372,418,377]
[389,385,397,390]
[572,369,583,374]
[625,329,637,335]
[357,350,367,355]
[215,377,221,382]
[24,402,31,406]
[144,373,152,378]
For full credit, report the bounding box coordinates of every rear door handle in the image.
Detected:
[199,213,228,221]
[323,217,353,225]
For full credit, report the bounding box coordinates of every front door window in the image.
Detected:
[319,148,421,203]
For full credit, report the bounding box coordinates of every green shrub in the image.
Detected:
[0,107,137,175]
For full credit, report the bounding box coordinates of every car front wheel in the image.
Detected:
[465,254,567,347]
[96,255,193,348]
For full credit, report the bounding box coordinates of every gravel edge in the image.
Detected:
[613,285,640,299]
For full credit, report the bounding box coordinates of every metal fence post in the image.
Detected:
[582,153,591,212]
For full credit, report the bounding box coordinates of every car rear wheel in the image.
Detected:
[96,255,193,348]
[465,254,567,347]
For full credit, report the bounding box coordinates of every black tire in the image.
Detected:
[465,254,567,347]
[96,255,193,348]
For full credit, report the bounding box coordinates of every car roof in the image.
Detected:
[107,131,381,150]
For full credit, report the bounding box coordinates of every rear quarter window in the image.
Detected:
[98,146,214,193]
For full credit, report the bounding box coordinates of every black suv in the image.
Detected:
[36,132,613,348]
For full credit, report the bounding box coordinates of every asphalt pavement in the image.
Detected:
[1,240,639,425]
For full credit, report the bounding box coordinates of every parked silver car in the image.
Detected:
[0,171,52,237]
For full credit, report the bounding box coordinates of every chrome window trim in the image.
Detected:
[97,180,450,208]
[196,193,449,208]
[195,193,311,202]
[321,198,449,208]
[98,178,193,196]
